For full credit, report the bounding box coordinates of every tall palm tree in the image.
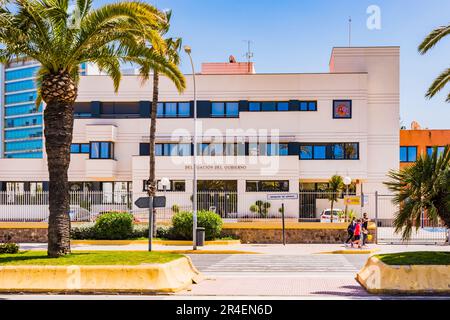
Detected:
[384,146,450,240]
[418,23,450,102]
[146,10,183,236]
[326,175,344,223]
[0,0,185,257]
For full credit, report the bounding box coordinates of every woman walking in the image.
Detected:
[352,219,362,248]
[344,217,356,247]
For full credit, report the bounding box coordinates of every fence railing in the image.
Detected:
[0,190,365,223]
[0,191,132,222]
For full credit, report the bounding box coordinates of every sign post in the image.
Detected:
[267,193,298,245]
[134,196,167,252]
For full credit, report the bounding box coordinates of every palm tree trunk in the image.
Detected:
[330,199,334,223]
[44,100,74,257]
[148,71,159,236]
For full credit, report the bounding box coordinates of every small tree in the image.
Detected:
[384,146,450,240]
[327,175,344,223]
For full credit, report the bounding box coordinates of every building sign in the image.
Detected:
[267,193,299,200]
[344,196,361,205]
[333,100,352,119]
[184,165,247,170]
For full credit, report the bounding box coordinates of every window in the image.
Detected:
[211,102,239,117]
[5,152,42,158]
[71,143,90,154]
[249,102,261,112]
[300,143,359,160]
[197,180,237,191]
[139,143,192,156]
[5,66,39,81]
[5,104,42,117]
[90,142,114,159]
[5,79,36,93]
[246,180,289,192]
[426,146,445,157]
[5,140,42,152]
[5,91,37,105]
[333,100,352,119]
[157,102,191,118]
[400,146,417,162]
[5,115,42,128]
[300,101,317,111]
[262,102,276,111]
[100,102,140,117]
[142,180,186,192]
[4,127,42,140]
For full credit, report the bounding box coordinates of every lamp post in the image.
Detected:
[184,45,198,250]
[343,176,351,222]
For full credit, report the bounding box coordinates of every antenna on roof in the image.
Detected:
[348,16,352,47]
[243,40,254,73]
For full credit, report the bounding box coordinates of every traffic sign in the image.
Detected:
[134,196,166,209]
[267,193,298,200]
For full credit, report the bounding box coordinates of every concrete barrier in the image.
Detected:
[356,256,450,294]
[0,256,203,294]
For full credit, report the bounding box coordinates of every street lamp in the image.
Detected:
[343,176,351,222]
[184,45,198,250]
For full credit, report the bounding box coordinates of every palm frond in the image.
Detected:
[418,24,450,54]
[426,68,450,99]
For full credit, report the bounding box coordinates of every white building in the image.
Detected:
[0,47,400,220]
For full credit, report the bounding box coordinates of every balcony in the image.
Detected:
[85,124,117,142]
[85,159,117,179]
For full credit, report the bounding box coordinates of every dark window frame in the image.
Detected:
[299,143,359,160]
[210,102,240,118]
[400,146,417,163]
[157,101,191,118]
[89,141,114,159]
[71,143,90,154]
[245,180,290,192]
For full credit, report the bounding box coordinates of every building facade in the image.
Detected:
[0,47,400,219]
[400,122,450,168]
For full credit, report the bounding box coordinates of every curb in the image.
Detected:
[71,239,241,246]
[0,256,202,294]
[356,256,450,294]
[318,248,380,255]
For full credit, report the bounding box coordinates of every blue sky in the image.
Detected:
[96,0,450,129]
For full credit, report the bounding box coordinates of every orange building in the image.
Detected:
[400,121,450,168]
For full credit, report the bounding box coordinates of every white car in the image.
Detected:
[320,208,344,223]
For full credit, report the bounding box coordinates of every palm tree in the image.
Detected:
[146,10,183,236]
[326,175,344,223]
[0,1,185,257]
[384,146,450,240]
[418,23,450,102]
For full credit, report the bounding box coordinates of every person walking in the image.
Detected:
[352,219,362,248]
[362,213,369,247]
[344,217,356,247]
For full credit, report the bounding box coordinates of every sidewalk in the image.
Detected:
[17,242,450,255]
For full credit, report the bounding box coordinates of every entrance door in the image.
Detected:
[197,180,238,218]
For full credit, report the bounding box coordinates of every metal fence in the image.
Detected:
[374,193,448,244]
[0,191,133,222]
[0,190,448,245]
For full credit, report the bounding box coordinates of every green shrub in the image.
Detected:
[93,212,134,240]
[172,210,223,240]
[156,226,177,240]
[0,242,19,254]
[130,224,149,238]
[71,224,96,239]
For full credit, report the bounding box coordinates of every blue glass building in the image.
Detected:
[1,59,43,158]
[1,61,92,158]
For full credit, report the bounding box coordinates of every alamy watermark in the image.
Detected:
[367,5,382,30]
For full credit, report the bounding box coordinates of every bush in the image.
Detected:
[172,210,223,240]
[93,212,134,240]
[0,242,19,254]
[130,224,149,238]
[156,225,177,240]
[71,223,96,239]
